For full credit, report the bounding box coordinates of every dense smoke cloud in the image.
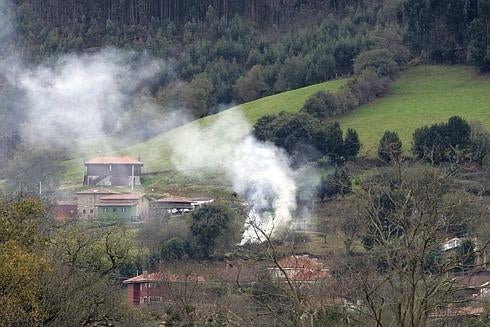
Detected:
[170,111,297,242]
[12,50,165,152]
[0,0,182,156]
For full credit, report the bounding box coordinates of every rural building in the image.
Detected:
[52,200,77,222]
[269,255,330,282]
[83,156,143,187]
[441,237,487,266]
[430,270,490,320]
[456,269,490,300]
[96,193,150,222]
[191,197,215,207]
[75,188,120,219]
[151,196,215,216]
[151,197,194,216]
[123,271,205,306]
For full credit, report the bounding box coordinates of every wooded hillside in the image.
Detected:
[15,0,359,26]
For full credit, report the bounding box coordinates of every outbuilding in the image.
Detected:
[96,193,150,222]
[83,156,143,187]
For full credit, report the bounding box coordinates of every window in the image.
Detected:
[113,208,117,212]
[90,209,93,214]
[82,209,86,214]
[149,296,162,303]
[122,207,126,212]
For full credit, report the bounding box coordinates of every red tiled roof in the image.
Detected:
[431,306,485,318]
[456,270,490,289]
[123,272,206,284]
[76,188,120,195]
[95,202,138,207]
[271,255,330,281]
[84,156,143,165]
[100,193,145,201]
[277,255,324,270]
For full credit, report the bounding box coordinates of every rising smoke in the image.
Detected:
[0,0,179,156]
[170,111,298,243]
[0,0,302,239]
[13,50,166,153]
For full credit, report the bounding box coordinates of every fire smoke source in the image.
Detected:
[170,111,297,243]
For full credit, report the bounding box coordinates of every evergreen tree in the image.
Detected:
[378,131,403,163]
[343,128,361,161]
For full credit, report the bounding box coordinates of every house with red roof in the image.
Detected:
[123,271,205,306]
[268,255,330,282]
[83,156,143,187]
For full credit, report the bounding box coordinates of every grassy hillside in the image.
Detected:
[62,78,347,185]
[63,65,490,186]
[339,65,490,156]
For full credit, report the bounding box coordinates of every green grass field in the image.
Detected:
[63,65,490,186]
[62,78,348,185]
[338,65,490,156]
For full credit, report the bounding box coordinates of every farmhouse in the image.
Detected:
[83,156,143,187]
[123,271,205,306]
[75,188,120,219]
[96,193,150,222]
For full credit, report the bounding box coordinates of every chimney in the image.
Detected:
[143,270,148,278]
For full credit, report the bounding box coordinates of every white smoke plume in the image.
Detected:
[0,1,176,157]
[170,111,297,243]
[4,50,165,154]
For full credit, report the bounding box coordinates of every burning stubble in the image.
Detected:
[169,111,298,243]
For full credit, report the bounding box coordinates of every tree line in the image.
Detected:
[15,0,363,27]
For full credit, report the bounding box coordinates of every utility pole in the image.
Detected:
[131,164,135,191]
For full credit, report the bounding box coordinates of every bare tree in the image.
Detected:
[335,166,488,327]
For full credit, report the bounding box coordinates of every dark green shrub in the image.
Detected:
[353,48,400,78]
[317,168,352,201]
[412,116,473,163]
[378,131,402,163]
[301,90,339,120]
[343,128,361,161]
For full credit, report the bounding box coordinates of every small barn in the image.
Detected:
[96,193,150,222]
[123,271,205,306]
[84,156,143,187]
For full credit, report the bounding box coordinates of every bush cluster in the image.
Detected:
[412,116,483,164]
[158,202,241,261]
[254,113,360,166]
[300,46,407,120]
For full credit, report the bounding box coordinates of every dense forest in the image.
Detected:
[14,0,369,27]
[1,0,490,177]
